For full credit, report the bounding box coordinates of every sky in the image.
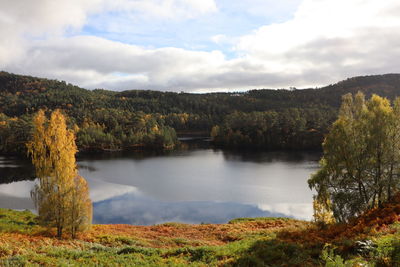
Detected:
[0,0,399,92]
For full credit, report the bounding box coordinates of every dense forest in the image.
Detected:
[1,71,400,154]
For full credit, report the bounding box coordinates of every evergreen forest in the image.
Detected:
[2,71,400,154]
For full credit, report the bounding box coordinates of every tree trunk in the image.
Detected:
[57,226,63,239]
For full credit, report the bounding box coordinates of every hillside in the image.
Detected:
[1,72,400,154]
[1,194,400,266]
[2,72,400,116]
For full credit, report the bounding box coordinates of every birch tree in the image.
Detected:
[27,109,92,238]
[309,93,400,222]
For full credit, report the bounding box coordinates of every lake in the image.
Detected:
[0,140,321,225]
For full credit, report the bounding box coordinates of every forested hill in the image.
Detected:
[247,74,400,107]
[2,71,400,114]
[1,71,400,154]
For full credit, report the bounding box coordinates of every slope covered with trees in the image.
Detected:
[1,71,400,154]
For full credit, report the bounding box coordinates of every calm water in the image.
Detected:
[0,142,321,225]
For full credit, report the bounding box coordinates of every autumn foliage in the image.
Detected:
[310,93,400,223]
[27,109,92,238]
[1,196,400,266]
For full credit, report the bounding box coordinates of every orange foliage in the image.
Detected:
[79,219,305,248]
[279,193,400,246]
[2,195,400,259]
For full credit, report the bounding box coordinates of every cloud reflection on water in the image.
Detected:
[86,177,138,202]
[258,203,313,221]
[0,180,36,209]
[94,192,289,225]
[0,149,319,225]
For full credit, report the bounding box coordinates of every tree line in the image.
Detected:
[2,71,400,154]
[210,107,336,150]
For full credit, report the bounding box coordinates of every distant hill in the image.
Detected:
[2,71,400,115]
[245,74,400,109]
[1,71,400,154]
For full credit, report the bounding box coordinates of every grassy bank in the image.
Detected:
[0,205,400,266]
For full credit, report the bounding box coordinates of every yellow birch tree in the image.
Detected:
[27,109,92,238]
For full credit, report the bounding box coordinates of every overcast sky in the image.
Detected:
[0,0,399,92]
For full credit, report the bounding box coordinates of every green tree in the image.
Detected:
[27,109,92,238]
[309,93,400,222]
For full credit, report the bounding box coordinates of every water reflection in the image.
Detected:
[0,147,320,224]
[222,150,321,164]
[0,156,35,184]
[0,180,35,209]
[94,193,288,225]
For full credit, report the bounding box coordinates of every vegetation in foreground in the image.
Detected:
[1,198,400,266]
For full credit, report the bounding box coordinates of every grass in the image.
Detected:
[0,204,400,266]
[0,209,38,234]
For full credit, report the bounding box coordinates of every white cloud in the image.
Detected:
[21,36,299,91]
[7,35,230,90]
[211,34,227,45]
[0,0,217,65]
[1,0,400,92]
[0,0,104,65]
[0,0,102,35]
[236,0,400,83]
